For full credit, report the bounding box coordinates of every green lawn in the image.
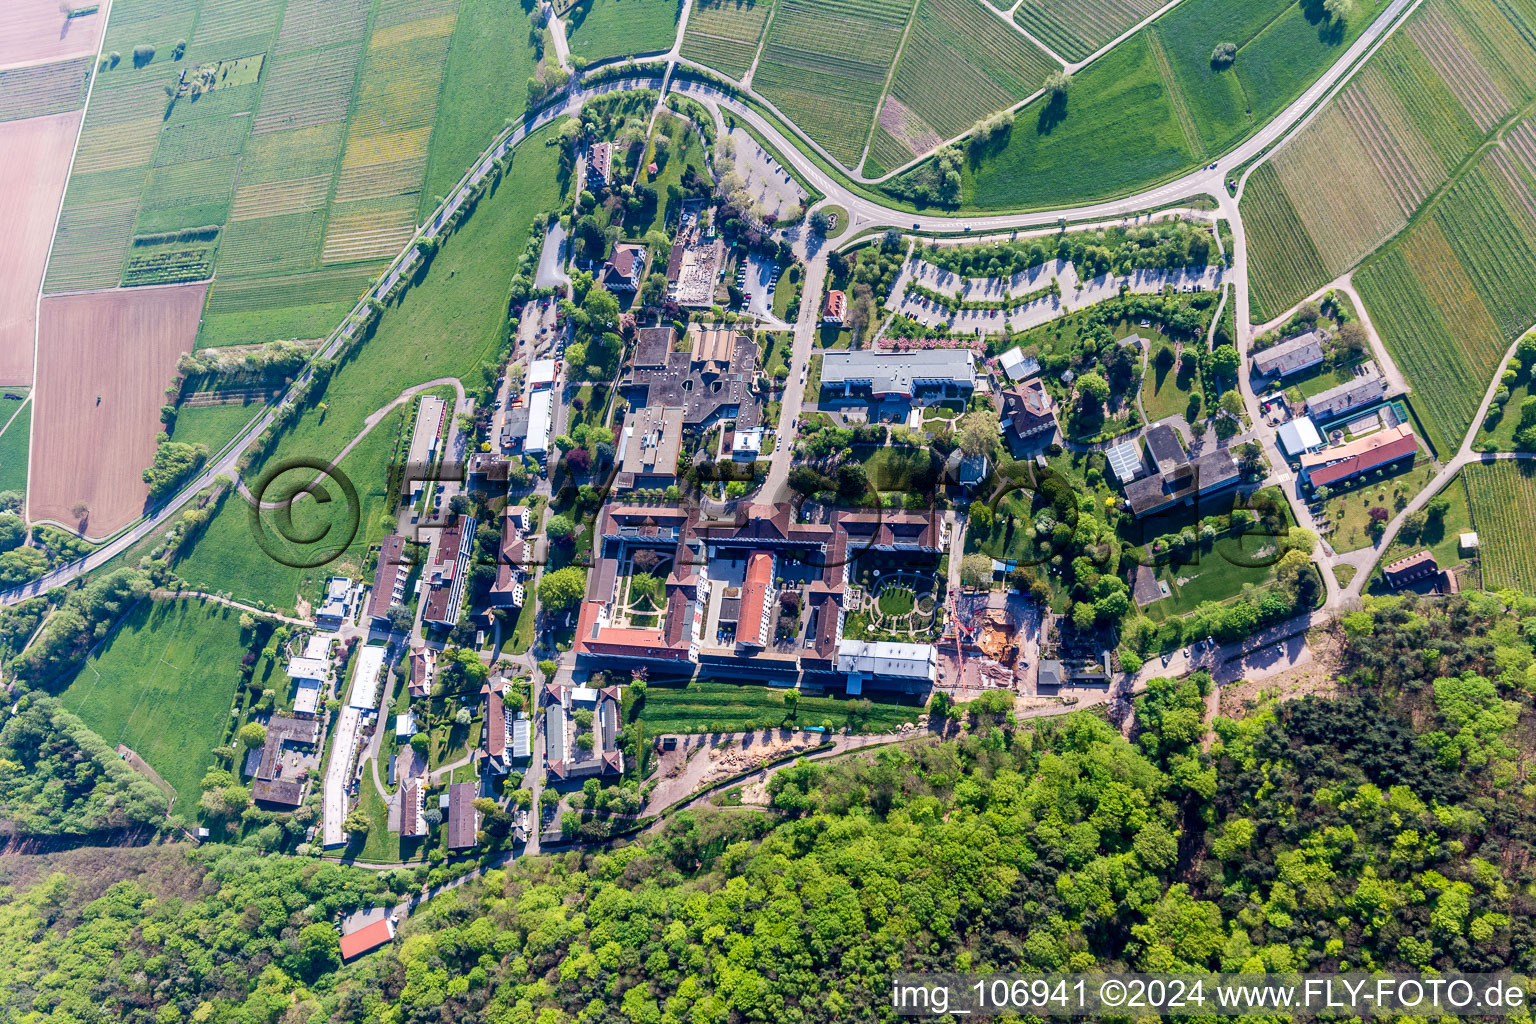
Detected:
[170,401,262,453]
[55,597,252,811]
[1318,455,1436,554]
[628,113,709,237]
[0,396,30,495]
[636,679,920,734]
[1140,346,1200,423]
[1381,472,1473,572]
[565,0,681,61]
[1141,533,1287,618]
[421,0,543,214]
[772,263,802,320]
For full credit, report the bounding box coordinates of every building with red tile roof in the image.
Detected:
[339,918,395,961]
[1300,425,1417,488]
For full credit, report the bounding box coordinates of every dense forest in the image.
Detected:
[0,592,1534,1023]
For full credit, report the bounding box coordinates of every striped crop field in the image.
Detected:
[0,57,91,122]
[680,0,773,80]
[44,199,139,293]
[138,155,240,227]
[240,122,346,182]
[1465,460,1536,593]
[884,0,1055,149]
[230,174,332,220]
[1240,164,1326,324]
[276,0,371,53]
[218,209,328,279]
[754,0,917,168]
[251,43,364,133]
[1354,147,1536,454]
[321,195,419,264]
[1011,0,1161,63]
[1244,0,1536,319]
[338,14,457,175]
[199,263,386,347]
[186,0,283,50]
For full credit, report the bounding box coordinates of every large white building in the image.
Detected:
[836,639,938,693]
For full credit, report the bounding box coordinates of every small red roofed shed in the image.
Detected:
[339,917,396,961]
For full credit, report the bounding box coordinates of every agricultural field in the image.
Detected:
[1244,0,1536,317]
[0,0,104,66]
[0,111,82,386]
[1355,144,1536,455]
[906,0,1387,211]
[198,263,387,348]
[955,33,1193,210]
[1011,0,1162,63]
[680,0,773,80]
[56,597,253,810]
[880,0,1056,160]
[0,396,31,496]
[1464,459,1536,593]
[754,0,917,168]
[31,282,210,537]
[565,0,681,62]
[0,57,92,122]
[636,679,920,734]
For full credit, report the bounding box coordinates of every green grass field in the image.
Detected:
[1465,459,1536,593]
[1140,345,1200,422]
[421,0,543,213]
[1381,472,1473,573]
[56,597,252,810]
[170,400,262,453]
[636,679,920,734]
[0,396,30,495]
[895,0,1388,212]
[565,0,681,61]
[1140,533,1290,619]
[1318,455,1436,554]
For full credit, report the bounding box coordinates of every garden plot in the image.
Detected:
[0,57,92,123]
[276,0,372,53]
[680,0,773,80]
[753,0,916,168]
[885,0,1055,147]
[1011,0,1161,63]
[251,44,364,133]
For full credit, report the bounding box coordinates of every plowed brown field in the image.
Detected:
[31,282,209,537]
[0,110,82,386]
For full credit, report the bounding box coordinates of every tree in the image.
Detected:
[1219,389,1244,418]
[1044,70,1073,99]
[583,287,621,334]
[809,210,831,236]
[410,732,430,755]
[1210,41,1237,68]
[237,722,267,750]
[454,707,472,726]
[385,603,413,634]
[544,514,578,546]
[342,807,371,838]
[291,923,341,980]
[960,553,994,589]
[1426,494,1451,521]
[539,566,587,611]
[956,410,1001,457]
[1075,371,1110,405]
[1323,0,1352,19]
[1210,344,1240,381]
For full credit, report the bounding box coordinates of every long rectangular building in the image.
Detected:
[422,516,475,628]
[1306,369,1385,422]
[821,350,976,402]
[1252,332,1325,378]
[1300,424,1417,487]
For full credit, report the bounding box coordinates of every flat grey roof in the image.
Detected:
[821,350,977,398]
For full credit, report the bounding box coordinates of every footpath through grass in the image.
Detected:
[56,597,251,811]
